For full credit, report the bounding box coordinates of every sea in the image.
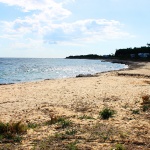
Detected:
[0,58,128,84]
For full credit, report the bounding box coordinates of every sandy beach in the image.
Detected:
[0,61,150,150]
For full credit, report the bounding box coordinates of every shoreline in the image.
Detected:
[0,59,131,85]
[101,58,147,70]
[0,59,149,86]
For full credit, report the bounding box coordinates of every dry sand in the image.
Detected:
[0,61,150,150]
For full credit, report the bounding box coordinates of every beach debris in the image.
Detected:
[76,74,98,78]
[117,73,150,78]
[0,83,14,85]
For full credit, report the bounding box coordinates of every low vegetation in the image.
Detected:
[132,109,140,114]
[141,95,150,111]
[27,122,38,129]
[0,121,27,143]
[141,94,150,104]
[99,107,115,119]
[65,128,77,135]
[142,104,150,112]
[89,123,114,142]
[57,117,72,128]
[33,132,78,150]
[111,143,126,150]
[1,94,150,149]
[66,141,78,150]
[78,114,94,120]
[45,115,72,128]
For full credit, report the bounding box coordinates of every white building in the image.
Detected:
[138,53,150,58]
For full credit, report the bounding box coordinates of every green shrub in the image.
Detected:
[99,108,115,119]
[132,109,140,114]
[142,104,150,112]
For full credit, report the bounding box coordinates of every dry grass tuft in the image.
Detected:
[87,123,120,142]
[141,95,150,105]
[141,94,150,119]
[0,120,27,143]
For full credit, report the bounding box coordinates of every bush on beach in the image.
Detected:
[99,108,115,120]
[0,121,27,143]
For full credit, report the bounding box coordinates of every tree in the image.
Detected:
[147,43,150,47]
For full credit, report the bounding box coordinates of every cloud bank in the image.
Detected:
[0,0,133,47]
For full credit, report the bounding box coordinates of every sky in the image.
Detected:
[0,0,150,58]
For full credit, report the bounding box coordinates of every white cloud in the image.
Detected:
[43,19,133,44]
[0,0,71,22]
[0,0,67,12]
[0,0,133,48]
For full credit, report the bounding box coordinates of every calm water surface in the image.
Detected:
[0,58,128,84]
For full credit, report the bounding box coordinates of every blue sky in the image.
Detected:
[0,0,150,58]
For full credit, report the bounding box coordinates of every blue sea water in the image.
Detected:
[0,58,128,84]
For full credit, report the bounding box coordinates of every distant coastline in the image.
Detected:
[66,44,150,61]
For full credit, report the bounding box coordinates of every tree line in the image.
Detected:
[66,54,103,59]
[115,46,150,59]
[66,44,150,60]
